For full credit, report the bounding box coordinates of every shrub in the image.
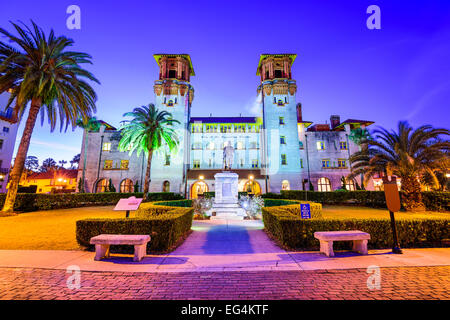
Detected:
[76,205,193,253]
[263,190,450,211]
[0,192,185,212]
[263,206,450,250]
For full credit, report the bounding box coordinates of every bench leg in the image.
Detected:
[133,244,147,262]
[319,240,334,257]
[352,240,368,255]
[94,244,110,261]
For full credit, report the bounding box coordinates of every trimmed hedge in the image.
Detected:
[262,190,449,211]
[263,206,450,250]
[152,199,192,207]
[0,192,184,212]
[76,203,193,253]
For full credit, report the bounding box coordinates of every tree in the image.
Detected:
[118,104,179,201]
[349,121,449,211]
[40,158,57,172]
[134,181,140,193]
[70,153,80,169]
[348,127,371,190]
[59,160,67,168]
[0,21,99,214]
[76,117,100,192]
[24,156,39,172]
[108,178,116,192]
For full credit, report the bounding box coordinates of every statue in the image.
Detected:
[223,141,235,170]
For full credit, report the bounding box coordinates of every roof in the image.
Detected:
[333,119,375,130]
[153,54,195,76]
[190,117,258,124]
[298,121,313,128]
[256,54,297,75]
[27,169,78,180]
[97,120,117,131]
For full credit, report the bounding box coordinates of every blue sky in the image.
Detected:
[1,0,449,165]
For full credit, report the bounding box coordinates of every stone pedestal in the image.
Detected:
[207,172,246,220]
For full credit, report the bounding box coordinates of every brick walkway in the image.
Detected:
[0,266,448,300]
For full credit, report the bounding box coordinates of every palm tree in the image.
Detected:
[349,121,449,211]
[0,21,99,213]
[76,117,100,192]
[40,158,57,172]
[348,127,371,189]
[119,104,179,201]
[24,156,39,172]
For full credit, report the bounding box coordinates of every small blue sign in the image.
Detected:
[300,204,311,219]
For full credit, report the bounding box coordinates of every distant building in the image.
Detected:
[20,169,78,194]
[78,54,374,197]
[0,91,19,194]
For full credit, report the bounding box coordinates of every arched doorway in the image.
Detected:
[244,180,261,195]
[95,178,110,193]
[163,180,170,192]
[318,177,332,192]
[281,180,290,190]
[120,179,133,193]
[190,180,209,199]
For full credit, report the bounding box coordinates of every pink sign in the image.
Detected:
[114,196,143,211]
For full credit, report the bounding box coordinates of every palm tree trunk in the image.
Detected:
[142,150,153,201]
[1,99,41,214]
[401,174,425,211]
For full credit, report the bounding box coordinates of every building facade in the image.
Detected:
[0,91,19,194]
[78,54,374,197]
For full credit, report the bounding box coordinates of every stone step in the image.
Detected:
[210,215,245,221]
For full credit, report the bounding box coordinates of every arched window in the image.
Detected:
[244,180,261,195]
[281,180,290,190]
[120,179,133,193]
[96,179,110,193]
[345,178,356,191]
[163,181,170,192]
[318,177,332,192]
[208,142,215,150]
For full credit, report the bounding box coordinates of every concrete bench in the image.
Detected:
[90,234,151,262]
[314,230,370,257]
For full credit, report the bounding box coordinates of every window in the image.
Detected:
[120,160,129,170]
[300,158,303,168]
[0,139,3,150]
[220,124,231,133]
[234,124,246,133]
[209,159,212,167]
[120,179,133,193]
[3,127,9,133]
[279,117,285,125]
[168,70,176,78]
[281,154,287,165]
[280,136,286,144]
[299,141,304,149]
[340,141,348,150]
[102,142,111,152]
[193,160,200,169]
[192,142,202,150]
[192,124,202,133]
[249,142,258,149]
[240,159,244,167]
[345,178,356,191]
[282,180,290,190]
[208,142,215,150]
[163,180,170,192]
[96,179,110,193]
[322,159,330,168]
[316,141,325,150]
[273,97,277,104]
[104,160,113,169]
[277,100,284,106]
[167,100,174,107]
[165,154,170,166]
[236,141,244,150]
[318,177,332,192]
[252,159,259,168]
[275,70,282,78]
[337,159,346,168]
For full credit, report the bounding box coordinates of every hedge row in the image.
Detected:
[262,206,450,250]
[262,190,449,211]
[76,203,193,253]
[0,192,184,212]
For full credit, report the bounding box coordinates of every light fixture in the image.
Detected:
[446,173,450,178]
[249,175,254,180]
[199,175,204,180]
[58,178,63,182]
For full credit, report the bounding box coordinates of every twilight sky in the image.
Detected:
[1,0,449,165]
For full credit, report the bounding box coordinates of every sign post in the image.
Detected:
[114,196,143,218]
[300,203,311,219]
[382,176,403,254]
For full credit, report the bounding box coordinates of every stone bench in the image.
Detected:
[314,230,370,257]
[90,234,151,262]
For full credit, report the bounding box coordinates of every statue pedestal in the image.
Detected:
[207,172,246,220]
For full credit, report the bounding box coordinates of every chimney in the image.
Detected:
[296,103,303,122]
[330,115,340,129]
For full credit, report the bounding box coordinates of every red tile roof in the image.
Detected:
[27,169,78,180]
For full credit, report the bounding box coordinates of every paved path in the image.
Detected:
[0,266,448,300]
[0,219,449,272]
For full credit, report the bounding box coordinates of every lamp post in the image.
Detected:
[382,175,403,254]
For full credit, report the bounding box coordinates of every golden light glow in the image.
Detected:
[199,175,204,180]
[249,175,254,180]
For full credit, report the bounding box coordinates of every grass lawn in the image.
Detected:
[0,205,447,251]
[322,205,450,220]
[0,206,122,250]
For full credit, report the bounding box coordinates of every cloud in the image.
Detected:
[243,92,262,116]
[16,138,80,153]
